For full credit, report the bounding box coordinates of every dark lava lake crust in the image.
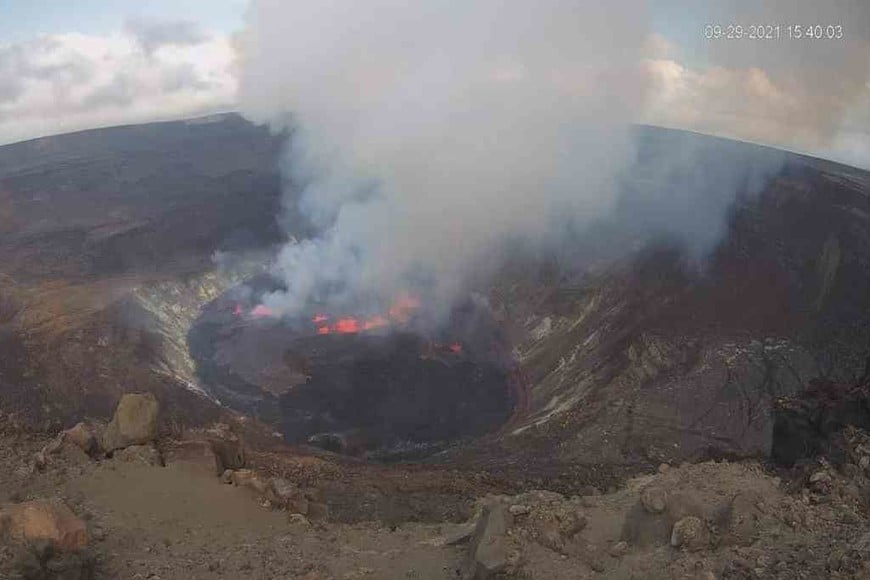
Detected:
[188,291,515,459]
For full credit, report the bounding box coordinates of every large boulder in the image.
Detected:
[670,516,708,551]
[464,501,513,580]
[1,501,88,551]
[622,491,706,547]
[230,469,268,494]
[64,423,100,456]
[267,477,309,514]
[102,393,159,452]
[210,438,246,475]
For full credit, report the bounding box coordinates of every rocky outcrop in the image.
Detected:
[723,490,763,546]
[113,444,163,466]
[266,478,310,515]
[102,393,159,452]
[64,422,101,456]
[163,439,216,472]
[464,501,512,580]
[488,144,870,473]
[1,501,88,551]
[772,379,870,466]
[129,266,262,398]
[210,438,246,474]
[670,516,708,550]
[230,469,268,494]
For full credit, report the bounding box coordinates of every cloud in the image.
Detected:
[0,26,236,145]
[124,17,209,55]
[642,0,870,168]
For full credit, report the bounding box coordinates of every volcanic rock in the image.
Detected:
[32,451,47,472]
[809,471,832,485]
[1,501,88,551]
[64,423,100,456]
[113,444,163,466]
[210,438,246,475]
[578,486,601,497]
[535,520,567,554]
[670,516,708,551]
[842,463,860,478]
[102,393,159,452]
[11,540,96,580]
[724,491,762,546]
[464,501,512,579]
[556,508,587,537]
[640,486,667,514]
[163,439,214,471]
[508,504,531,516]
[230,469,268,494]
[288,513,310,526]
[443,522,479,546]
[623,490,704,548]
[609,541,629,558]
[266,477,307,512]
[40,433,66,456]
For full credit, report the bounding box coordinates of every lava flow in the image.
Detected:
[235,294,463,353]
[312,294,420,335]
[235,293,424,335]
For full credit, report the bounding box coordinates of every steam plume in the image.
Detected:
[236,1,867,319]
[237,1,649,317]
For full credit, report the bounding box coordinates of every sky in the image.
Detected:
[0,0,868,169]
[0,0,245,42]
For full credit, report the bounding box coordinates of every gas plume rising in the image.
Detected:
[237,1,649,320]
[236,1,865,320]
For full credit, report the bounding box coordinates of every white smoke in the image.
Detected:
[236,0,868,320]
[237,0,649,317]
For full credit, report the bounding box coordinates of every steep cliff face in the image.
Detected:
[0,266,263,426]
[0,114,287,426]
[126,264,265,397]
[486,141,870,472]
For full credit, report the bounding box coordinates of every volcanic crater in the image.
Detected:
[188,276,517,459]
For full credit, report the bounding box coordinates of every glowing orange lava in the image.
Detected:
[245,294,463,352]
[334,318,360,333]
[310,294,421,335]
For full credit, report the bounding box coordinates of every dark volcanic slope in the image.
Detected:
[0,114,291,425]
[473,127,870,487]
[0,117,869,490]
[0,113,290,280]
